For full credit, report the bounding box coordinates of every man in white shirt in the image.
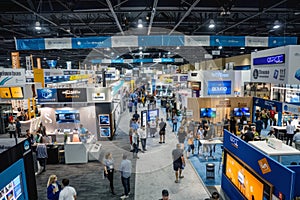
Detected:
[138,125,147,151]
[59,179,77,200]
[286,120,295,146]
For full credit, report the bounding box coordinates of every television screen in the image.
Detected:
[200,108,216,118]
[55,110,80,123]
[100,126,111,137]
[234,107,250,117]
[224,150,273,200]
[99,114,110,125]
[0,159,29,200]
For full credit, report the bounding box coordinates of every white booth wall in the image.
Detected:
[40,104,97,136]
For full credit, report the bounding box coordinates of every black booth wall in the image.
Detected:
[0,139,37,200]
[95,103,114,139]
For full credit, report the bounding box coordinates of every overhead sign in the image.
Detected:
[10,87,23,98]
[179,75,188,82]
[37,88,58,102]
[207,81,231,95]
[251,67,286,83]
[253,54,285,65]
[0,69,26,85]
[283,103,300,115]
[57,88,87,102]
[0,87,11,98]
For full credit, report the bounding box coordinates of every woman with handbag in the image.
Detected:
[103,152,116,195]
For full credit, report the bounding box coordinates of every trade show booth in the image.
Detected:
[0,138,37,200]
[222,130,300,200]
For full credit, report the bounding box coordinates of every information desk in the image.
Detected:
[248,141,300,162]
[64,142,88,164]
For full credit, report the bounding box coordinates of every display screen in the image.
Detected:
[55,110,80,123]
[100,126,111,137]
[0,88,11,99]
[253,54,285,65]
[234,107,251,117]
[147,109,159,121]
[10,87,23,99]
[0,175,23,200]
[99,115,110,125]
[200,108,216,118]
[224,150,273,200]
[207,81,231,95]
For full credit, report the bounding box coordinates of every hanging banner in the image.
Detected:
[11,52,20,69]
[0,69,26,85]
[33,68,45,88]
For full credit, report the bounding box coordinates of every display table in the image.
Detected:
[248,141,300,162]
[200,139,223,160]
[270,126,287,140]
[64,142,88,164]
[87,143,102,161]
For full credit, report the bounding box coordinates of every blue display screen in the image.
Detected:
[253,54,285,65]
[200,108,216,118]
[234,107,250,117]
[55,110,80,123]
[207,81,231,95]
[0,159,28,200]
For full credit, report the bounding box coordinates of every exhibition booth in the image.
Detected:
[222,130,300,200]
[0,138,37,200]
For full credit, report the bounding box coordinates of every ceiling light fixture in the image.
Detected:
[35,21,41,30]
[273,20,281,29]
[208,19,215,29]
[218,46,223,50]
[137,19,143,28]
[240,47,245,50]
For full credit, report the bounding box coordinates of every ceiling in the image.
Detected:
[0,0,299,68]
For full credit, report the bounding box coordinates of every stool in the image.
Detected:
[206,163,215,179]
[58,150,65,164]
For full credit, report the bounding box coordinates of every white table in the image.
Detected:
[271,126,286,131]
[248,141,300,162]
[200,139,223,160]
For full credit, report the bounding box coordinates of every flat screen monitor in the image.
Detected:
[0,159,28,200]
[100,126,111,137]
[200,108,216,118]
[55,110,80,123]
[223,150,273,200]
[234,107,250,117]
[99,114,110,125]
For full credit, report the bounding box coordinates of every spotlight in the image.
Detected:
[273,20,281,29]
[137,19,143,28]
[35,21,41,30]
[208,19,215,29]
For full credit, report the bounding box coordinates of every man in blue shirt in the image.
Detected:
[79,124,87,143]
[293,130,300,150]
[120,154,132,199]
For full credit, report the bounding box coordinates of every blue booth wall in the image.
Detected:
[288,166,300,198]
[252,97,282,126]
[222,130,295,200]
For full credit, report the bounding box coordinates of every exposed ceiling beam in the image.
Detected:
[106,0,125,35]
[113,0,128,9]
[147,0,159,35]
[26,0,35,11]
[169,0,201,35]
[217,0,288,34]
[11,0,78,37]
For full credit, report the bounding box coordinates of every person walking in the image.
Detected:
[36,137,48,173]
[172,115,178,133]
[229,116,237,135]
[47,174,61,200]
[15,118,22,137]
[172,144,185,183]
[159,189,170,200]
[120,154,132,199]
[138,125,147,152]
[103,152,116,195]
[132,130,140,159]
[158,118,167,144]
[286,120,295,146]
[149,119,157,138]
[7,121,16,139]
[177,126,187,144]
[59,179,77,200]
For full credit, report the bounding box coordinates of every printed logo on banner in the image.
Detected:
[23,140,30,151]
[230,136,239,148]
[253,69,259,79]
[258,158,271,174]
[57,88,87,102]
[37,88,58,102]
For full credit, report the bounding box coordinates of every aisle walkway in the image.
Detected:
[118,105,211,200]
